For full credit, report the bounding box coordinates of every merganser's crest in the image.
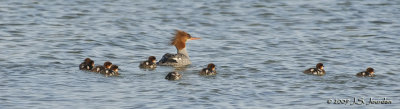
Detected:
[170,30,191,50]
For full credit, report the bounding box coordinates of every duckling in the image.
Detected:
[199,63,217,75]
[165,71,182,80]
[92,61,112,73]
[79,58,94,71]
[139,56,157,69]
[102,65,119,76]
[304,63,325,76]
[356,67,375,77]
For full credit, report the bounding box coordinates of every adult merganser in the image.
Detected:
[165,71,182,80]
[79,58,94,71]
[139,56,157,69]
[101,65,119,77]
[356,67,375,77]
[199,63,217,75]
[304,63,325,76]
[157,30,200,66]
[92,61,112,73]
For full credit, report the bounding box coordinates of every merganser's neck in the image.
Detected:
[177,47,189,58]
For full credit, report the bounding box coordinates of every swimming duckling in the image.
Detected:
[79,58,94,71]
[139,56,157,69]
[199,63,217,75]
[102,65,119,76]
[92,61,112,73]
[356,67,375,77]
[165,71,182,80]
[304,63,325,76]
[79,58,91,69]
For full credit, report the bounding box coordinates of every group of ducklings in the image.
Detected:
[79,56,216,80]
[304,63,375,77]
[80,58,375,79]
[138,56,217,80]
[79,58,119,77]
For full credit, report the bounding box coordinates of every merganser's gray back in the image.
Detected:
[158,48,191,66]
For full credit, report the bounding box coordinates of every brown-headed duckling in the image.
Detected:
[165,71,182,80]
[139,56,157,69]
[356,67,375,77]
[92,61,112,73]
[304,63,325,76]
[79,58,94,71]
[102,65,119,76]
[199,63,217,75]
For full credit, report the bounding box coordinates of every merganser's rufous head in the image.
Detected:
[366,67,374,75]
[316,63,324,70]
[170,30,200,50]
[148,56,157,64]
[207,63,216,71]
[104,61,112,69]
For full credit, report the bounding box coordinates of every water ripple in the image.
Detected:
[1,0,400,108]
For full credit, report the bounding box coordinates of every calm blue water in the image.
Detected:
[1,0,399,108]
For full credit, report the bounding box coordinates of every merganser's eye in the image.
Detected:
[187,34,192,38]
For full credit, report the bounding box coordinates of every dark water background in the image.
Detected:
[1,0,399,108]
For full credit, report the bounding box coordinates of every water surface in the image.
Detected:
[1,0,399,108]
